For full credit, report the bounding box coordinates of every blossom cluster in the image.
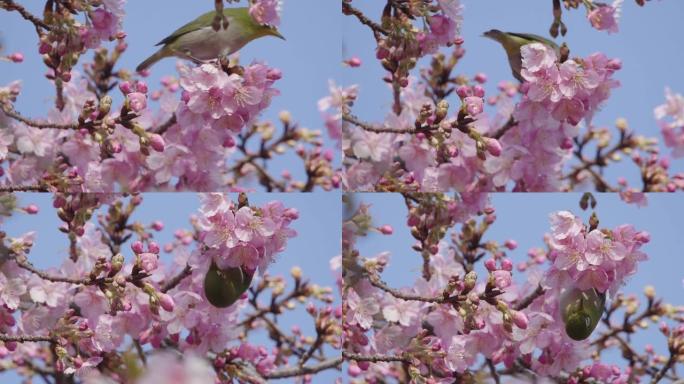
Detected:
[147,62,281,188]
[0,56,325,191]
[485,44,622,191]
[81,0,127,49]
[587,0,624,34]
[545,210,649,295]
[0,193,328,382]
[0,0,340,193]
[342,194,667,383]
[193,192,298,274]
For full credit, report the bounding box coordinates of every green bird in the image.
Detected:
[560,287,606,341]
[483,29,560,83]
[203,261,254,308]
[136,7,284,72]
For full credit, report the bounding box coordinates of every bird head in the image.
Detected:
[230,8,285,41]
[482,29,506,43]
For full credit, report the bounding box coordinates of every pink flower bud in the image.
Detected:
[119,81,133,95]
[151,220,164,231]
[472,85,485,98]
[504,239,517,250]
[474,72,487,84]
[148,241,160,254]
[501,258,513,271]
[485,138,502,157]
[131,241,144,254]
[376,47,389,60]
[346,56,362,67]
[25,204,39,214]
[9,53,24,63]
[284,208,299,220]
[149,133,165,152]
[512,311,528,329]
[39,41,52,54]
[560,137,574,150]
[135,81,148,94]
[484,258,497,271]
[223,135,236,148]
[378,225,393,235]
[456,85,470,99]
[158,293,175,312]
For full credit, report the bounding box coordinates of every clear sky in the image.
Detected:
[352,192,683,372]
[342,1,684,186]
[0,0,341,188]
[2,192,341,383]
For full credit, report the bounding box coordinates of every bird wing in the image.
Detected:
[155,8,251,46]
[156,10,215,46]
[507,32,560,51]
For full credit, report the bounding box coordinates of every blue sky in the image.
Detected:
[2,192,341,383]
[352,192,683,372]
[343,1,684,187]
[0,0,341,189]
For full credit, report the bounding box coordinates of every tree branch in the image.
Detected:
[0,0,51,31]
[1,104,79,130]
[263,356,342,379]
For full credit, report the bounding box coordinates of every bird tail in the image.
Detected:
[136,48,169,72]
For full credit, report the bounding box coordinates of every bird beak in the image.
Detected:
[269,28,285,41]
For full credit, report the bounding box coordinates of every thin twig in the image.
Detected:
[343,351,412,364]
[1,104,79,130]
[263,356,342,379]
[0,0,51,30]
[161,264,192,293]
[342,2,388,36]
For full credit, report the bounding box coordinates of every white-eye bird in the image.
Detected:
[483,29,560,82]
[203,262,254,308]
[560,286,606,341]
[136,7,284,72]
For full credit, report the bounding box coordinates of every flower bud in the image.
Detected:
[158,293,175,312]
[149,134,165,152]
[151,220,164,231]
[131,241,144,254]
[464,271,477,291]
[485,138,502,157]
[378,225,393,235]
[119,81,133,95]
[512,311,528,329]
[148,241,160,254]
[9,53,24,63]
[24,204,39,214]
[110,253,125,275]
[99,95,113,116]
